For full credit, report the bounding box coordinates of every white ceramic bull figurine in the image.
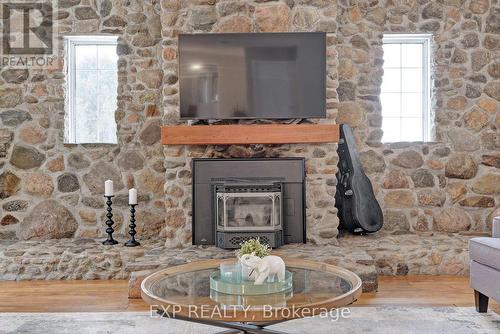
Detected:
[239,253,286,285]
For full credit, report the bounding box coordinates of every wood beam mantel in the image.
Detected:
[161,124,339,145]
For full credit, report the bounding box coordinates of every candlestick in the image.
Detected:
[105,180,113,196]
[129,188,137,205]
[102,195,118,245]
[125,204,140,247]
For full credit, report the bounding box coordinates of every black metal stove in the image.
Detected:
[192,158,306,249]
[214,182,283,248]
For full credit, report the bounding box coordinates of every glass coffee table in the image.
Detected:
[141,258,362,334]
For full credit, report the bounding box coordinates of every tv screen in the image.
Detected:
[179,32,326,120]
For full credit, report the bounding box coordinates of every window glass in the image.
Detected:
[381,35,431,142]
[65,36,118,144]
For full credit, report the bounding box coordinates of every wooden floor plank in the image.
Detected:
[0,276,498,313]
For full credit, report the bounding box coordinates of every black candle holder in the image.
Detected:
[102,195,118,245]
[125,204,140,247]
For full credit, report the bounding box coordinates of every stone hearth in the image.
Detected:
[0,232,473,298]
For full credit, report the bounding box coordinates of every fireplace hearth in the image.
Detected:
[192,158,306,249]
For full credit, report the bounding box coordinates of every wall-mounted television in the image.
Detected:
[179,32,326,120]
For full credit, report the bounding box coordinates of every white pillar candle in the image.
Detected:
[104,180,114,196]
[129,188,137,205]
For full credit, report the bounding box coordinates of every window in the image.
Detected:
[65,36,118,144]
[381,34,431,142]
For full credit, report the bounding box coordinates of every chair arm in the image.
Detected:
[493,216,500,238]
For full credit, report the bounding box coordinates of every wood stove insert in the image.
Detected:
[215,182,283,248]
[192,158,306,249]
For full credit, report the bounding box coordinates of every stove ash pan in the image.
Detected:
[192,158,306,248]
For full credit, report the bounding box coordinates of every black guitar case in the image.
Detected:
[335,124,383,234]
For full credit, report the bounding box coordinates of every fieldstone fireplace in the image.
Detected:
[192,158,306,249]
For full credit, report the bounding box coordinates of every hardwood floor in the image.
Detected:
[360,276,499,312]
[0,276,498,313]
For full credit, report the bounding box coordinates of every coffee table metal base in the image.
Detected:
[160,312,289,334]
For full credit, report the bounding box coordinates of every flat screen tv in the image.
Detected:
[179,32,326,120]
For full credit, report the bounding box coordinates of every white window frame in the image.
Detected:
[64,35,119,144]
[382,34,432,142]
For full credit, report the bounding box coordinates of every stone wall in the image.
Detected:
[335,0,499,234]
[160,0,340,247]
[0,1,167,240]
[0,0,498,246]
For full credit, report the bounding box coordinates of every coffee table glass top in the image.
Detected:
[141,258,362,321]
[149,267,350,308]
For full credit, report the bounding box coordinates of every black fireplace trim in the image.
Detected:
[191,157,307,246]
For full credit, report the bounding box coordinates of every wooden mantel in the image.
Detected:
[161,124,339,145]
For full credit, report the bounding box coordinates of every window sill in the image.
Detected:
[63,142,118,146]
[382,141,442,147]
